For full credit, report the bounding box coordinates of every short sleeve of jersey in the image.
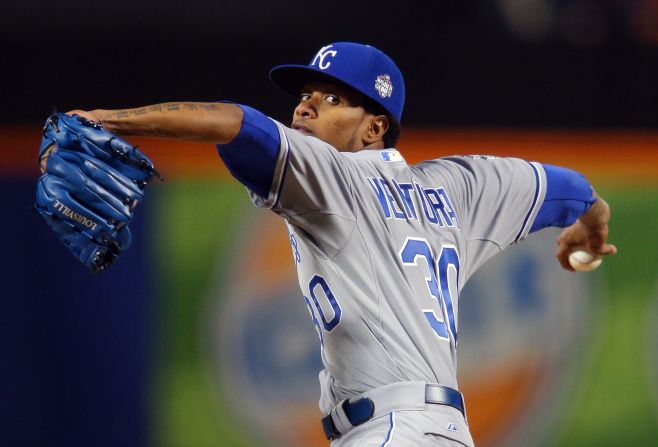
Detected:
[249,122,356,223]
[437,156,546,246]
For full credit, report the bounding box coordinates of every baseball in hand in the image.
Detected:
[568,250,602,272]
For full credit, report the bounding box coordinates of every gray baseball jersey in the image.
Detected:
[249,120,546,430]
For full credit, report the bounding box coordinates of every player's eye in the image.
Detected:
[300,93,311,102]
[324,95,340,105]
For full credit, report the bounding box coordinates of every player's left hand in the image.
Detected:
[555,195,617,271]
[66,109,103,124]
[35,113,163,272]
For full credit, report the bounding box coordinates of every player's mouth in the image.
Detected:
[292,122,313,136]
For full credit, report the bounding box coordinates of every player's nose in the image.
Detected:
[294,98,318,119]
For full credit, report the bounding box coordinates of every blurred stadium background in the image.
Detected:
[1,1,657,446]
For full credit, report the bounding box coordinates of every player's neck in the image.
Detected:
[339,140,386,153]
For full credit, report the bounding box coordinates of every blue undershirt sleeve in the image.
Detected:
[215,104,281,198]
[530,164,596,233]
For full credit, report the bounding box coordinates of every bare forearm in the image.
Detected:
[555,189,616,270]
[87,102,243,144]
[578,191,611,230]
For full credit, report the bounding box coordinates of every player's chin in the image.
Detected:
[294,127,314,136]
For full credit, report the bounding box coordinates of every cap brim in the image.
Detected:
[269,64,357,98]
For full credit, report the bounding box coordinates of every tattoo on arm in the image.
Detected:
[103,102,215,119]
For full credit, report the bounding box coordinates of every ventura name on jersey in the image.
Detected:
[366,177,459,228]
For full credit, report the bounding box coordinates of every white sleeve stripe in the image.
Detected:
[514,161,546,242]
[264,121,291,209]
[272,132,291,209]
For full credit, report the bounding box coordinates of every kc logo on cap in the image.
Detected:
[311,45,338,70]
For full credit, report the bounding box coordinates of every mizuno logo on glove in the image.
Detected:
[53,199,98,230]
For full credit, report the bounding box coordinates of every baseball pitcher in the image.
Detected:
[43,42,616,446]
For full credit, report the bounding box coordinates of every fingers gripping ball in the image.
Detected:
[568,249,603,272]
[35,113,163,272]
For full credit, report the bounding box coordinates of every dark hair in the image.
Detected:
[362,96,402,148]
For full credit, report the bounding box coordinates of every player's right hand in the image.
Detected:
[555,194,618,271]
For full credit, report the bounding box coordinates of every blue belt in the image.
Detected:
[321,384,465,441]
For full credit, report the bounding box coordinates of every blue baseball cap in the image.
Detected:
[269,42,405,122]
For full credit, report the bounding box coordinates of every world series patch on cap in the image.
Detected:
[269,42,406,122]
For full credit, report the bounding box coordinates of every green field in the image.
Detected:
[551,188,658,447]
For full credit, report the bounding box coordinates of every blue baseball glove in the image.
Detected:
[35,113,162,272]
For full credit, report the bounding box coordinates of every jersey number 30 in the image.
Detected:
[400,238,459,343]
[304,239,460,345]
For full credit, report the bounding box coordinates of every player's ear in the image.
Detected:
[363,114,390,146]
